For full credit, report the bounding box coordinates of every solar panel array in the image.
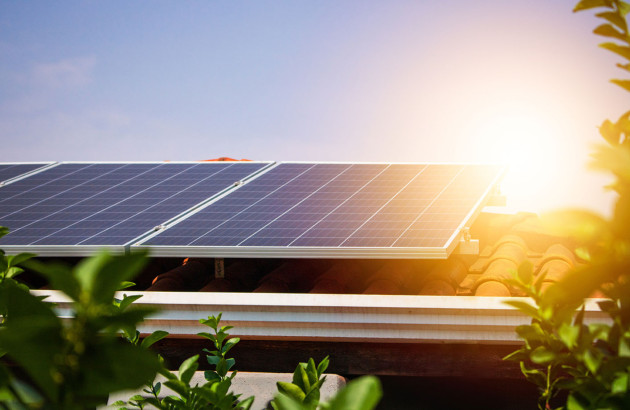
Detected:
[143,163,501,252]
[0,163,51,184]
[0,162,268,249]
[0,161,503,258]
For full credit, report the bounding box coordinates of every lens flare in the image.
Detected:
[465,103,566,213]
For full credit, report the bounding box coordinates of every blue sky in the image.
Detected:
[0,1,625,215]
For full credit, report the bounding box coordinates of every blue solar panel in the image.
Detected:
[0,162,268,248]
[144,163,502,255]
[0,163,51,184]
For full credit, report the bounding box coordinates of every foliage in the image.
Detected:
[0,226,36,315]
[0,241,162,409]
[272,376,382,410]
[272,357,329,410]
[119,314,381,410]
[0,230,381,409]
[269,351,382,410]
[199,313,241,385]
[116,313,254,410]
[505,1,630,408]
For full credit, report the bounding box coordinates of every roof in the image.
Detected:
[138,211,580,298]
[7,162,595,346]
[28,209,602,345]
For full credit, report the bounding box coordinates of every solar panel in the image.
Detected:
[0,162,270,254]
[139,163,503,258]
[0,163,53,185]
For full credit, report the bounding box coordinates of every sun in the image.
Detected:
[465,102,565,213]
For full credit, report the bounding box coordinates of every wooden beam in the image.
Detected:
[153,339,522,379]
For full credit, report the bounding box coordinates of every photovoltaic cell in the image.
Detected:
[0,162,267,247]
[0,163,51,184]
[144,163,502,254]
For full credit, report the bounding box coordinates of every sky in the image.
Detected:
[0,1,626,216]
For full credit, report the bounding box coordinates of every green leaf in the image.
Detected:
[217,358,228,377]
[326,376,382,410]
[6,253,36,268]
[601,42,630,60]
[600,118,621,145]
[575,246,591,262]
[205,370,221,383]
[273,393,308,410]
[178,355,199,384]
[75,337,162,400]
[306,358,318,386]
[566,393,588,410]
[303,387,321,409]
[317,356,329,376]
[530,346,556,365]
[298,366,311,393]
[5,267,23,279]
[619,335,630,357]
[118,294,143,312]
[23,259,80,301]
[277,382,307,402]
[200,314,221,331]
[597,11,629,32]
[0,282,63,401]
[588,323,611,340]
[504,300,539,319]
[503,348,529,362]
[515,324,545,343]
[98,308,157,334]
[559,322,580,349]
[226,357,236,371]
[207,355,221,366]
[164,379,189,398]
[238,395,255,410]
[574,0,614,12]
[141,330,169,349]
[519,362,546,386]
[611,371,629,393]
[158,367,178,381]
[118,281,135,290]
[584,349,602,373]
[222,337,240,355]
[591,143,630,186]
[292,365,305,392]
[75,250,148,306]
[198,332,215,341]
[611,79,630,92]
[594,23,627,41]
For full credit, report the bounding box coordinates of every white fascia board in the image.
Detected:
[1,245,125,256]
[33,291,609,344]
[134,245,449,259]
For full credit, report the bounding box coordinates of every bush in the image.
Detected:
[505,1,630,409]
